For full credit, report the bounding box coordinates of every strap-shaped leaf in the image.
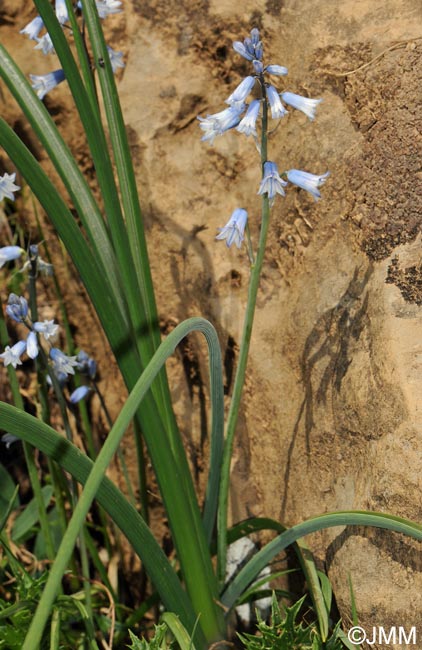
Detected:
[0,401,202,643]
[0,43,126,318]
[221,511,422,611]
[1,317,225,647]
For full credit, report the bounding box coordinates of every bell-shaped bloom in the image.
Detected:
[47,370,68,388]
[26,331,39,359]
[6,294,29,323]
[96,0,122,18]
[252,60,264,74]
[233,28,263,61]
[0,246,24,268]
[34,33,55,55]
[226,76,255,107]
[198,104,245,144]
[286,169,330,200]
[107,46,125,73]
[76,350,97,379]
[50,348,78,375]
[55,0,69,24]
[0,340,27,368]
[281,92,322,121]
[30,69,65,100]
[69,385,91,404]
[266,85,287,119]
[0,173,20,202]
[33,320,59,341]
[2,433,20,448]
[237,99,261,137]
[20,15,44,40]
[216,208,248,249]
[266,64,288,76]
[258,161,288,203]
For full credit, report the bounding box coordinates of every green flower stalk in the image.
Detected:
[197,27,329,584]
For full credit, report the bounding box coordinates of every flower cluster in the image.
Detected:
[197,28,323,147]
[20,0,125,100]
[198,28,330,248]
[0,292,93,404]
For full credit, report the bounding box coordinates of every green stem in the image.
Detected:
[93,380,137,508]
[217,81,270,584]
[29,251,93,622]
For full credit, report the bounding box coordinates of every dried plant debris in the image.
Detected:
[386,257,422,305]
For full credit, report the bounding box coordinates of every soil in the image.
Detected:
[1,0,422,646]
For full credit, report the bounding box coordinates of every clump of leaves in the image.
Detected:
[127,624,173,649]
[238,594,345,650]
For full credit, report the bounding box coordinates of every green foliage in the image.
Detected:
[127,625,171,649]
[1,2,420,648]
[0,463,19,516]
[0,553,107,650]
[0,563,46,649]
[238,594,345,650]
[11,485,53,544]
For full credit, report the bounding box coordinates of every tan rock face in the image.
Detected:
[2,0,422,639]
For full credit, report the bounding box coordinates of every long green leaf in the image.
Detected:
[224,517,328,640]
[0,119,131,361]
[1,10,225,642]
[79,0,207,552]
[161,612,199,650]
[12,486,53,543]
[0,401,200,640]
[221,511,422,611]
[32,0,154,372]
[0,43,126,320]
[79,0,162,359]
[0,317,225,647]
[0,485,19,535]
